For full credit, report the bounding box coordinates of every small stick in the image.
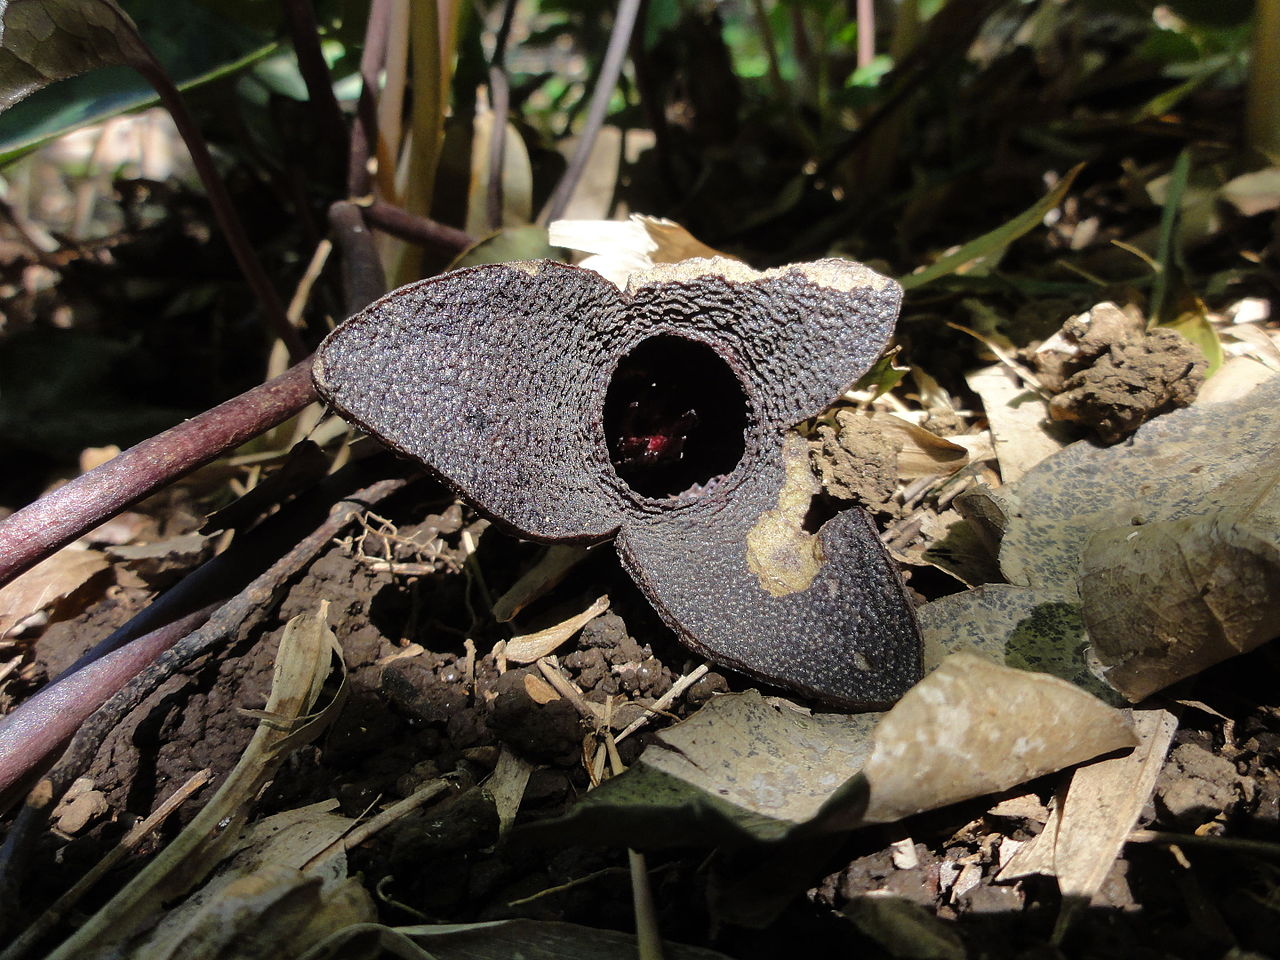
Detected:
[363,200,474,255]
[0,769,212,960]
[614,663,709,744]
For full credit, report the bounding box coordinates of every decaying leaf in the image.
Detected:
[522,656,1134,848]
[0,545,109,637]
[998,375,1280,592]
[315,257,921,707]
[1081,501,1280,701]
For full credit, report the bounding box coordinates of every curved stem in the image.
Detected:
[539,0,644,224]
[0,362,318,591]
[127,47,307,361]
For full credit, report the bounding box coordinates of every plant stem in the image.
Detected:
[330,200,387,311]
[349,0,394,197]
[282,0,350,154]
[1247,0,1280,158]
[364,199,475,253]
[0,362,317,591]
[540,0,644,224]
[126,47,307,361]
[486,0,519,232]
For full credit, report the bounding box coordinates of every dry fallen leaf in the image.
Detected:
[1081,500,1280,701]
[504,595,610,664]
[1049,708,1178,935]
[852,654,1136,825]
[525,656,1135,848]
[965,364,1068,484]
[548,213,731,288]
[0,547,110,637]
[998,374,1280,591]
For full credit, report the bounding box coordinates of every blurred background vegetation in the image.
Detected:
[0,0,1272,507]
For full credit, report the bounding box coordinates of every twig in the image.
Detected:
[0,361,318,591]
[486,0,519,232]
[304,779,453,870]
[363,200,474,254]
[348,0,393,197]
[614,663,708,744]
[0,769,212,960]
[539,0,644,224]
[282,0,350,155]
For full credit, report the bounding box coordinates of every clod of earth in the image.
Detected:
[313,257,922,708]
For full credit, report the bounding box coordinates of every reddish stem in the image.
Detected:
[364,200,475,254]
[0,362,318,591]
[127,48,308,361]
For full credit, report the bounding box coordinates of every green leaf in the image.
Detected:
[1149,149,1191,323]
[0,0,145,111]
[0,0,277,164]
[448,225,566,269]
[899,164,1083,291]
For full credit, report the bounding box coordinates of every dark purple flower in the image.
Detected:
[314,258,921,708]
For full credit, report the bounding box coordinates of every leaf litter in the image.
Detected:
[5,2,1280,954]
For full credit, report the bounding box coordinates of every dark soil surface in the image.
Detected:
[19,477,1280,958]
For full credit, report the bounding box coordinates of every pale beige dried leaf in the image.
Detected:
[859,654,1137,824]
[1081,501,1280,702]
[1222,323,1280,370]
[1052,709,1178,907]
[492,545,592,622]
[868,412,970,478]
[486,746,535,836]
[504,594,609,664]
[548,213,731,288]
[965,364,1067,484]
[1197,356,1276,404]
[0,547,109,637]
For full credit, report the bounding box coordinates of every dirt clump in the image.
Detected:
[1048,328,1207,442]
[809,410,902,512]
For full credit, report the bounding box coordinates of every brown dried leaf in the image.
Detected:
[0,546,109,637]
[854,654,1137,825]
[1081,501,1280,701]
[504,595,609,664]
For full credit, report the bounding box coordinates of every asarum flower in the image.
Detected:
[313,257,922,708]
